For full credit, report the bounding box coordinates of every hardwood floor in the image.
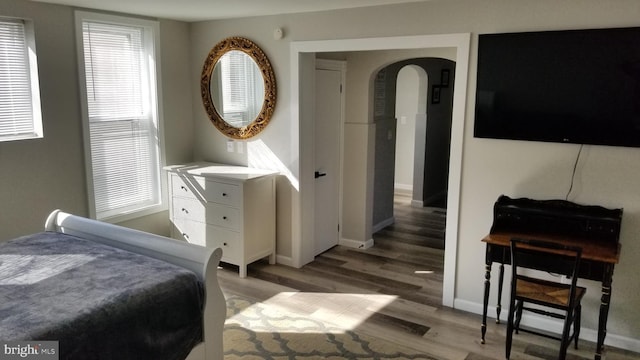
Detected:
[217,194,640,360]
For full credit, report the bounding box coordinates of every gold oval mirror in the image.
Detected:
[201,37,277,139]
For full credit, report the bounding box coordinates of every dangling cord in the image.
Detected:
[565,144,584,201]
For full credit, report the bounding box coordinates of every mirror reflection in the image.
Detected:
[201,37,277,140]
[211,50,265,128]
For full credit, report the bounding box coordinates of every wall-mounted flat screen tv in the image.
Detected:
[474,27,640,148]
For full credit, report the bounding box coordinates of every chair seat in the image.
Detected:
[517,276,586,307]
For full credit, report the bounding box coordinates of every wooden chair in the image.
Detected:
[505,238,586,360]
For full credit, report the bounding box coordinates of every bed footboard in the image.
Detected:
[44,210,225,360]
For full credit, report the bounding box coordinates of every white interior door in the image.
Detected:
[314,62,344,255]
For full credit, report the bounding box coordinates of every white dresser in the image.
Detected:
[165,162,278,277]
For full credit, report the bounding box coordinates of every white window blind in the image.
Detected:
[79,16,163,221]
[0,18,42,141]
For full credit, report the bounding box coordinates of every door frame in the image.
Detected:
[314,59,346,253]
[290,33,471,307]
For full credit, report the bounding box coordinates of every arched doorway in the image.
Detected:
[372,58,456,235]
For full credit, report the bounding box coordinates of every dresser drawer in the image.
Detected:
[172,197,240,230]
[171,218,241,263]
[207,226,241,263]
[171,174,203,200]
[171,174,241,207]
[172,197,205,222]
[171,217,206,247]
[206,203,240,230]
[204,181,240,207]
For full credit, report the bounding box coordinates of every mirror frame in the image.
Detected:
[201,37,277,139]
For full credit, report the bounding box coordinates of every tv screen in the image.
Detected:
[474,27,640,148]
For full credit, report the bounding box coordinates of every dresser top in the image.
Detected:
[165,162,278,180]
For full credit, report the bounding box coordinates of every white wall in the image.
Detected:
[189,0,640,350]
[394,65,421,192]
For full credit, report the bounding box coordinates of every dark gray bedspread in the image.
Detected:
[0,231,204,360]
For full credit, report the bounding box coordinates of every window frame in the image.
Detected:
[74,11,167,223]
[0,16,43,142]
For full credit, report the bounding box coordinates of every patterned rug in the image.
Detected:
[224,294,438,359]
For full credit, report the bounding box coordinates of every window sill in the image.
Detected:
[97,203,168,224]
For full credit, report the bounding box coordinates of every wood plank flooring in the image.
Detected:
[217,194,640,360]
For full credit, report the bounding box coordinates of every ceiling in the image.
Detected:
[31,0,428,22]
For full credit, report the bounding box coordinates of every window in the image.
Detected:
[0,17,42,142]
[75,12,165,222]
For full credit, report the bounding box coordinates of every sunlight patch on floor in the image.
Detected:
[229,291,398,333]
[415,270,434,274]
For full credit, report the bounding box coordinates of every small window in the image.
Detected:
[75,12,165,222]
[0,17,42,142]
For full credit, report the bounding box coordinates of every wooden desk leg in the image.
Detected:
[595,266,614,360]
[496,263,505,324]
[481,262,492,344]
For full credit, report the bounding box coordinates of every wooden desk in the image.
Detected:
[481,232,621,360]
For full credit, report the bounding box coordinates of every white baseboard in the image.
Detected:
[339,237,374,250]
[453,298,640,353]
[275,254,294,267]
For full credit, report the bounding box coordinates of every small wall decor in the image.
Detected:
[431,85,441,104]
[441,69,450,87]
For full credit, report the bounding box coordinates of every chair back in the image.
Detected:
[511,239,582,310]
[510,238,582,279]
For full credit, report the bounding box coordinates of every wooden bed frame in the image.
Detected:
[44,210,225,360]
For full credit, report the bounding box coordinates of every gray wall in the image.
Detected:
[0,0,193,238]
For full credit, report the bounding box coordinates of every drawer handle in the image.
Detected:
[222,193,228,197]
[223,242,228,246]
[180,185,188,192]
[182,233,189,239]
[223,216,228,220]
[181,208,189,214]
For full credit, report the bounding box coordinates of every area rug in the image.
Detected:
[224,294,438,359]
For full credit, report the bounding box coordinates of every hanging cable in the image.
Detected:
[565,144,584,200]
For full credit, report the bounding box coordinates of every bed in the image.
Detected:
[0,210,225,360]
